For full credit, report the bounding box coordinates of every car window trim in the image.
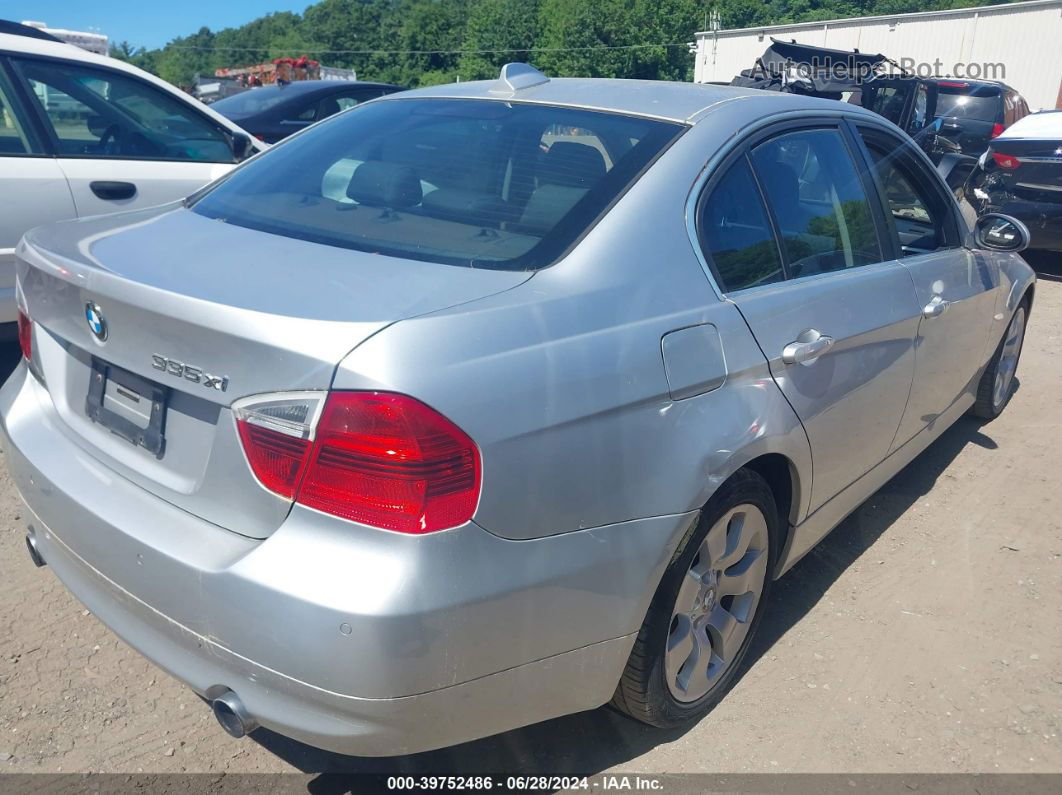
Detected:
[849,120,963,255]
[692,151,789,291]
[0,54,53,156]
[694,117,892,296]
[5,50,239,164]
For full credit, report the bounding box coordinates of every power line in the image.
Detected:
[154,42,692,56]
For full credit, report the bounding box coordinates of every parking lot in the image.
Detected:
[0,254,1059,778]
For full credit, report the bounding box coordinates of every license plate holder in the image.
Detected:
[85,358,168,459]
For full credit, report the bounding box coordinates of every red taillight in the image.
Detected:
[991,123,1005,138]
[17,309,31,361]
[236,420,311,498]
[937,81,969,88]
[992,152,1021,169]
[237,391,480,534]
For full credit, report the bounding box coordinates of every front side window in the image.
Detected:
[697,158,784,292]
[191,98,683,270]
[860,130,954,255]
[14,58,233,162]
[750,129,882,278]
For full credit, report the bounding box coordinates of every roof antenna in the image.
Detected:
[491,63,549,94]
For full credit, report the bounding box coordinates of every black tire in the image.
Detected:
[611,468,779,728]
[971,298,1029,420]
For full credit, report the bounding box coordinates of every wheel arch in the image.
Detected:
[687,451,805,582]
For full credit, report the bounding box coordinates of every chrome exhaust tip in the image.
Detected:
[211,690,257,738]
[25,528,45,568]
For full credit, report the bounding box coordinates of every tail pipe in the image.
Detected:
[25,528,45,568]
[210,690,257,738]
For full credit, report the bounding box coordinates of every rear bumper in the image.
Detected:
[1,364,692,755]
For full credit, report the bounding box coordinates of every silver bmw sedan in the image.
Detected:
[1,64,1035,756]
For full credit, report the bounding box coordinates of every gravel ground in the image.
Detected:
[0,255,1060,777]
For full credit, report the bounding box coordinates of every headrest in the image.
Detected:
[421,187,503,226]
[347,161,423,208]
[539,142,607,188]
[758,160,799,199]
[318,98,341,118]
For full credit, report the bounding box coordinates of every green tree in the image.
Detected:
[116,0,1032,89]
[535,0,637,79]
[459,0,541,81]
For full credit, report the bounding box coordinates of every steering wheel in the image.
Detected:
[96,123,123,156]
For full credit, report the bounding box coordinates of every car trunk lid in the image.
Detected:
[18,205,531,538]
[990,139,1062,203]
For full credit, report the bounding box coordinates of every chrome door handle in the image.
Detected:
[923,296,951,318]
[782,330,834,365]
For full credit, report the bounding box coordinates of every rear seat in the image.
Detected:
[511,142,607,235]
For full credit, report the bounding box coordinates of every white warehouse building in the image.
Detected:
[20,20,108,56]
[693,0,1062,111]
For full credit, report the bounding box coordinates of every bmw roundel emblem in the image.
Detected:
[85,302,108,342]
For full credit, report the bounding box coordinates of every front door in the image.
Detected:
[0,60,77,323]
[696,124,921,512]
[10,55,237,218]
[855,124,998,448]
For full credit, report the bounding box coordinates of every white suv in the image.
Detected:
[0,21,262,326]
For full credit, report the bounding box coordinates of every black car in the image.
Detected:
[211,80,404,143]
[966,111,1062,253]
[927,78,1031,156]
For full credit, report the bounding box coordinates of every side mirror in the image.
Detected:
[230,131,255,162]
[974,213,1030,253]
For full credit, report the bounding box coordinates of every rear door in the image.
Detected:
[696,121,921,512]
[854,123,998,448]
[0,58,76,323]
[10,55,237,217]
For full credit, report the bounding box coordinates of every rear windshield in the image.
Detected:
[934,86,1001,122]
[191,98,683,270]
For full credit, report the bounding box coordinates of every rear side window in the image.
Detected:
[192,99,682,270]
[697,158,784,292]
[750,129,882,278]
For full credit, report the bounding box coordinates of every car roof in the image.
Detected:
[927,77,1014,93]
[376,75,835,124]
[995,110,1062,140]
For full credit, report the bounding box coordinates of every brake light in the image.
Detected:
[937,81,969,88]
[234,392,323,497]
[991,123,1005,138]
[992,152,1021,170]
[236,391,480,534]
[17,309,31,361]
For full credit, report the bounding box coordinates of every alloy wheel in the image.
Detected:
[992,306,1026,411]
[665,504,769,703]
